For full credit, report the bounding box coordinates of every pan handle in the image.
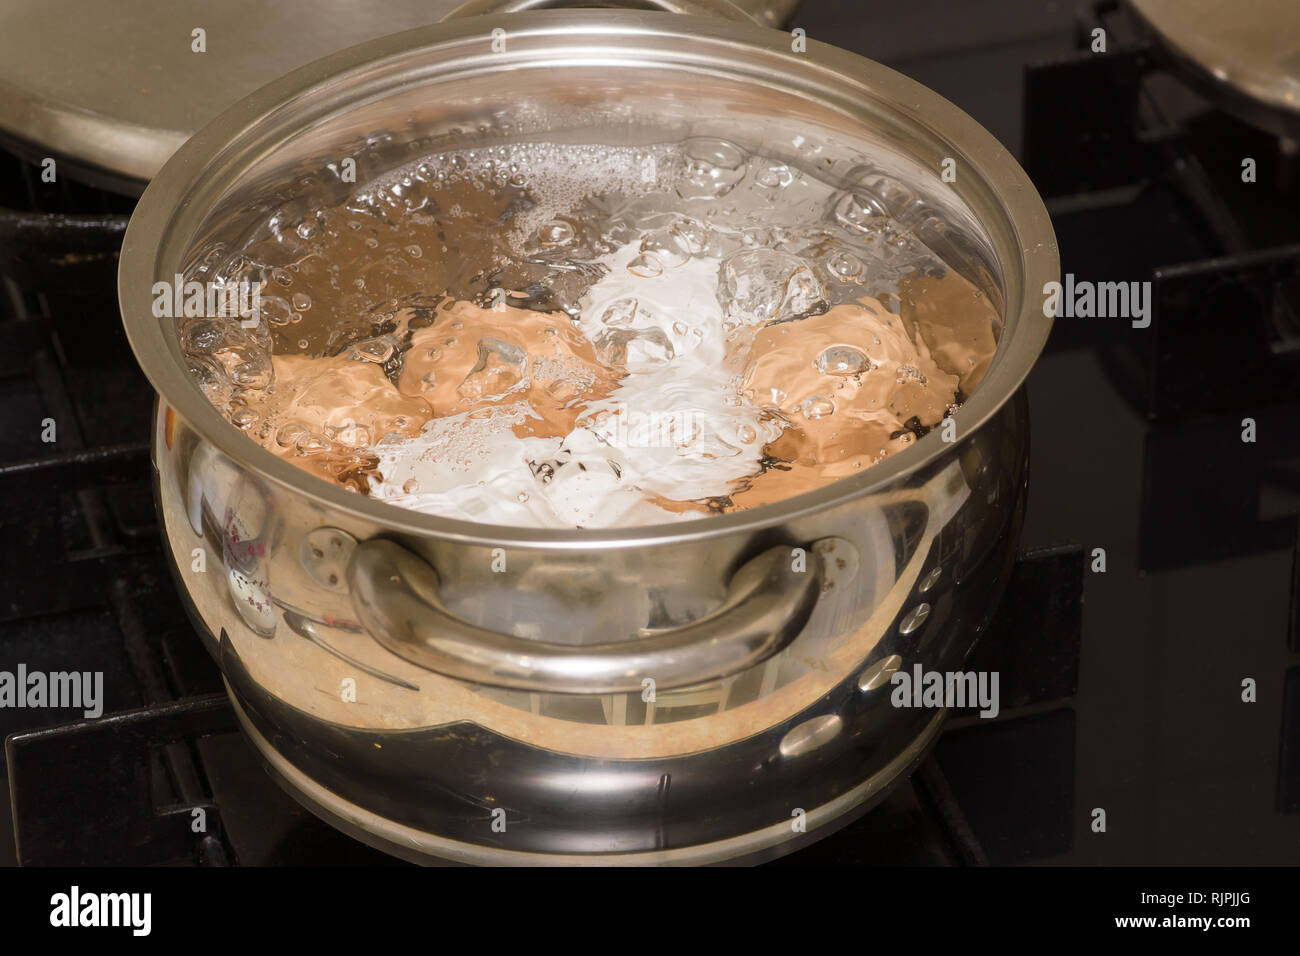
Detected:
[347,539,826,694]
[441,0,755,24]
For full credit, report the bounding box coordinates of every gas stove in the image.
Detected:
[0,0,1297,870]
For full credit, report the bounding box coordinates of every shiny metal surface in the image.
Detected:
[445,0,802,27]
[898,602,932,636]
[729,0,801,28]
[447,0,752,19]
[350,539,828,693]
[1128,0,1300,137]
[917,565,943,594]
[230,685,949,865]
[0,0,798,194]
[778,713,843,758]
[0,0,466,194]
[857,653,902,692]
[121,5,1056,862]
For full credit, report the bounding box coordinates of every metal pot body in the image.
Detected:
[124,10,1057,863]
[155,388,1027,863]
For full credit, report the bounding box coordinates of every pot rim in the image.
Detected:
[119,10,1057,550]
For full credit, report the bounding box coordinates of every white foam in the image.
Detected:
[575,245,782,503]
[367,241,784,528]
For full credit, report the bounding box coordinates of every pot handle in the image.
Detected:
[441,0,755,23]
[347,539,824,694]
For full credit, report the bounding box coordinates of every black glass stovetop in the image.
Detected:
[1,0,1297,866]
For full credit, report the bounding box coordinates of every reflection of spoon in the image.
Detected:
[220,474,279,639]
[281,608,419,692]
[273,598,364,633]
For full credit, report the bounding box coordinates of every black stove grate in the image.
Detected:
[1024,0,1300,423]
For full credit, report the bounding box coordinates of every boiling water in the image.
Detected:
[180,136,999,528]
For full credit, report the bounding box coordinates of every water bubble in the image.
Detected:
[845,167,917,219]
[231,361,272,389]
[640,231,690,269]
[539,220,574,245]
[349,337,395,363]
[600,298,639,327]
[677,137,748,200]
[801,396,836,420]
[403,478,420,494]
[231,408,258,429]
[719,248,827,327]
[832,190,888,234]
[458,337,529,403]
[627,254,663,278]
[332,422,372,447]
[291,292,312,311]
[816,345,872,376]
[259,296,294,326]
[271,267,293,287]
[738,425,757,444]
[594,326,675,367]
[896,365,928,385]
[296,433,331,456]
[276,422,308,447]
[755,163,794,188]
[826,250,864,280]
[179,318,231,355]
[188,358,231,406]
[296,221,319,240]
[669,217,709,255]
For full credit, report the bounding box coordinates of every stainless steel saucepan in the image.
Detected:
[118,0,1057,863]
